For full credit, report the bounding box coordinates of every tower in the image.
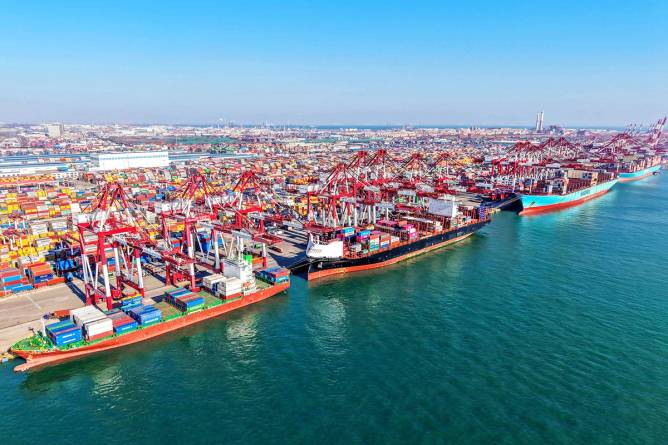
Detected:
[539,111,544,132]
[535,112,544,132]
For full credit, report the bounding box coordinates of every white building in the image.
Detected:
[0,163,77,179]
[46,123,65,138]
[90,151,170,170]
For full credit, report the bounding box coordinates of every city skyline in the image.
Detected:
[1,0,666,126]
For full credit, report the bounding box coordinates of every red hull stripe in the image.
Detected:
[13,282,290,372]
[308,233,472,280]
[519,188,611,215]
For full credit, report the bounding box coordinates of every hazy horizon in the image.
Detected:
[0,121,632,131]
[2,1,666,127]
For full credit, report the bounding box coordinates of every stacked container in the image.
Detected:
[165,288,205,312]
[380,234,391,250]
[107,309,139,334]
[216,277,242,299]
[120,294,143,311]
[27,262,56,287]
[203,273,225,294]
[70,305,107,326]
[369,234,380,252]
[0,266,32,295]
[341,227,355,237]
[255,267,290,284]
[84,318,114,341]
[223,258,253,281]
[127,305,162,325]
[46,320,82,347]
[70,306,113,341]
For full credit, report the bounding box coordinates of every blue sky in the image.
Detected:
[1,0,666,126]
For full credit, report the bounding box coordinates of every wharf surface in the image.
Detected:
[261,228,309,269]
[0,230,309,354]
[0,275,169,353]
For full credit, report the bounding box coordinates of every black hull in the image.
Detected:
[307,220,489,278]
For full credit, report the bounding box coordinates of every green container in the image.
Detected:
[244,254,253,265]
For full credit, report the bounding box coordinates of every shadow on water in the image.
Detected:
[18,291,291,393]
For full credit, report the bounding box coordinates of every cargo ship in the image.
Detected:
[519,169,618,215]
[11,268,290,372]
[617,157,662,182]
[300,196,490,280]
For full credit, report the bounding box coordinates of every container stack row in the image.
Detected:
[70,306,114,342]
[126,305,162,325]
[0,266,33,296]
[165,288,206,312]
[255,267,290,284]
[107,309,139,334]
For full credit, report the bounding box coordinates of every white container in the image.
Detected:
[223,259,252,281]
[70,306,107,327]
[84,318,113,336]
[218,277,242,296]
[203,273,224,287]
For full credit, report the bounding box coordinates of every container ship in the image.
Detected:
[11,266,290,372]
[519,169,618,215]
[300,196,490,280]
[616,155,662,182]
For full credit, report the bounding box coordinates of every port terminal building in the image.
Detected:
[90,151,170,170]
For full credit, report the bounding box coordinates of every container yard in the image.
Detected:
[0,118,665,371]
[4,3,667,444]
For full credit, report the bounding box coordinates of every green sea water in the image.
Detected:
[2,172,667,444]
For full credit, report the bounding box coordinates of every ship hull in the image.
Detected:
[12,281,290,372]
[307,220,489,280]
[618,164,661,182]
[519,179,618,215]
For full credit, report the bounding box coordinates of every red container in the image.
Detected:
[221,291,241,300]
[86,331,114,342]
[111,315,135,327]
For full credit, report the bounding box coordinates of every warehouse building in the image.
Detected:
[90,151,170,170]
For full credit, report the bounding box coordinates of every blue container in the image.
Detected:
[121,295,142,308]
[138,314,161,325]
[49,326,82,346]
[33,274,54,283]
[176,295,205,309]
[1,275,22,283]
[114,320,138,334]
[3,283,32,293]
[46,320,75,335]
[167,288,190,298]
[129,306,162,325]
[121,303,142,313]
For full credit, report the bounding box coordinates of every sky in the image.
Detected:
[0,0,666,127]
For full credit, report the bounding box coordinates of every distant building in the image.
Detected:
[90,151,170,170]
[534,112,544,132]
[46,123,65,138]
[0,162,75,179]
